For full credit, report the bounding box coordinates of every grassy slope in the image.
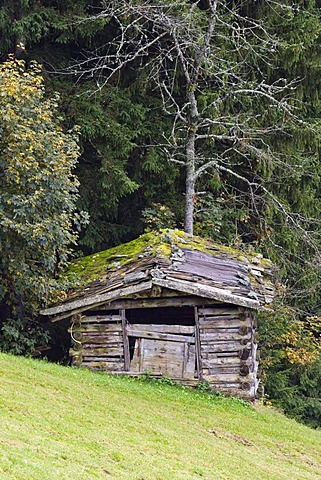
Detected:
[0,353,320,480]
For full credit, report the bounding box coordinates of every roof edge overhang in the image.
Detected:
[152,278,260,309]
[40,278,261,322]
[40,281,153,322]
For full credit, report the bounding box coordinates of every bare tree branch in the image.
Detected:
[68,0,319,252]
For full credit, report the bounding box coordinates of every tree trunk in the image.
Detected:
[185,129,196,235]
[184,84,199,235]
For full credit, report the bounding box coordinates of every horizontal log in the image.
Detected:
[201,381,243,388]
[81,330,122,336]
[206,386,255,399]
[200,325,252,333]
[126,328,195,343]
[82,347,124,357]
[200,332,251,341]
[199,318,249,328]
[128,324,195,335]
[200,372,255,383]
[199,316,242,325]
[81,315,122,323]
[105,296,218,310]
[215,351,241,358]
[199,328,252,338]
[82,335,123,345]
[202,366,245,375]
[201,356,252,366]
[200,327,239,335]
[82,361,124,371]
[205,380,255,392]
[198,307,245,316]
[111,371,163,377]
[200,342,251,353]
[156,378,199,387]
[73,324,123,334]
[82,342,124,350]
[82,356,123,363]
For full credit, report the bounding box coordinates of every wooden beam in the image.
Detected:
[128,324,195,335]
[72,324,122,334]
[198,306,243,315]
[41,281,153,320]
[125,327,195,343]
[194,306,203,382]
[99,296,219,310]
[81,315,122,323]
[199,318,251,329]
[200,332,251,341]
[121,309,130,371]
[152,278,260,309]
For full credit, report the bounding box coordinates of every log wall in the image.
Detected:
[197,306,258,399]
[69,313,125,371]
[68,303,259,400]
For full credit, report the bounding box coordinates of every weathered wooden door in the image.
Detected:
[126,324,196,379]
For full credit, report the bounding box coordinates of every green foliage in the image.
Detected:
[0,57,83,353]
[263,356,321,429]
[142,203,176,232]
[258,306,321,427]
[0,317,49,356]
[0,0,90,54]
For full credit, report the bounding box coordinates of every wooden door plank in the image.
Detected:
[183,343,196,379]
[194,306,203,381]
[121,309,130,371]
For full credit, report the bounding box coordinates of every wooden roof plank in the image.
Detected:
[152,278,260,309]
[40,281,153,318]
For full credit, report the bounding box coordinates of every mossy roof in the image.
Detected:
[42,229,275,319]
[66,229,270,287]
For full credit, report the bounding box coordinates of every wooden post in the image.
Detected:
[194,306,203,381]
[121,309,130,371]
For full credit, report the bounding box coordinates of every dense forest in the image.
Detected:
[0,0,321,426]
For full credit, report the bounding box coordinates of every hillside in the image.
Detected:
[0,353,320,480]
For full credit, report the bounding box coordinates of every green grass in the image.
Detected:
[0,353,320,480]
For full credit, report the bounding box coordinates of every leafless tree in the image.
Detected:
[71,0,318,247]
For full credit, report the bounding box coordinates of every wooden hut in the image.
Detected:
[41,230,274,400]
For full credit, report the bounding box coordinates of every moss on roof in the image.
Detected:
[65,229,270,289]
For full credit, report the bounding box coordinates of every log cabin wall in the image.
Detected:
[197,305,258,399]
[68,302,259,400]
[69,312,126,371]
